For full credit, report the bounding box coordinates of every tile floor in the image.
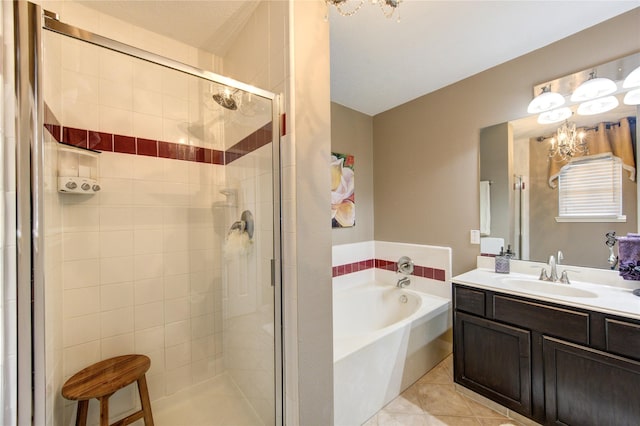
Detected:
[362,355,525,426]
[150,354,524,426]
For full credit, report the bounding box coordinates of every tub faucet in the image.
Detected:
[397,276,411,288]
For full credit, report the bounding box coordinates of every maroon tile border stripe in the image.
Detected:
[332,258,446,282]
[44,122,274,166]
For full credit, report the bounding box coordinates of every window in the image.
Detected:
[557,155,625,222]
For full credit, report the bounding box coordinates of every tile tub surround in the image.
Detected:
[332,241,452,299]
[332,258,446,281]
[44,122,272,165]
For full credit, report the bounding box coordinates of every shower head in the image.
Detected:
[212,91,238,110]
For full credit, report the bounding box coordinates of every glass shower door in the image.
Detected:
[33,10,281,425]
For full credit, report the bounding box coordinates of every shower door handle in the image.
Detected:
[271,259,275,287]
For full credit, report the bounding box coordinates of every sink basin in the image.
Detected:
[500,278,599,298]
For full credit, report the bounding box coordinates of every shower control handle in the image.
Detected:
[65,181,77,190]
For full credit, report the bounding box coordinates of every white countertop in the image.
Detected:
[453,267,640,321]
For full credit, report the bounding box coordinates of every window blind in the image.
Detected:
[558,156,622,218]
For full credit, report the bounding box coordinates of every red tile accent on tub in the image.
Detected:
[332,258,447,282]
[63,127,88,149]
[88,131,113,151]
[136,138,158,157]
[114,135,136,154]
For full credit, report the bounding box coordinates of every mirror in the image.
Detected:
[480,55,640,269]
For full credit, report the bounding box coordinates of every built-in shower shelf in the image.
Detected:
[57,142,100,194]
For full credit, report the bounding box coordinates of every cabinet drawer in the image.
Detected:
[605,318,640,361]
[454,285,485,317]
[494,295,589,344]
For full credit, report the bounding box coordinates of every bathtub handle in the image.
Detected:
[397,256,414,275]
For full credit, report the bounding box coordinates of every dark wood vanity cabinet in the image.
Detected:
[453,283,640,426]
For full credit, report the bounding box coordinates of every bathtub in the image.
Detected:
[333,281,452,426]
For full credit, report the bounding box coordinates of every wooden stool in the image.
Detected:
[62,354,154,426]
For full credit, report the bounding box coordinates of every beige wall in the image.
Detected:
[331,102,374,245]
[373,9,640,276]
[290,1,334,424]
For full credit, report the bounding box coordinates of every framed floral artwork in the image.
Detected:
[331,152,355,228]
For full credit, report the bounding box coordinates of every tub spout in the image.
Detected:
[397,276,411,288]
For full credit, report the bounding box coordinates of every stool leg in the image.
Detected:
[137,374,154,426]
[75,400,88,426]
[99,396,110,426]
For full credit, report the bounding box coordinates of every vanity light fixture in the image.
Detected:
[576,95,619,115]
[623,65,640,88]
[326,0,402,21]
[547,121,587,161]
[623,88,640,105]
[537,107,572,124]
[570,71,617,102]
[527,85,565,114]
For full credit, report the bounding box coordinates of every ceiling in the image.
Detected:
[78,1,639,116]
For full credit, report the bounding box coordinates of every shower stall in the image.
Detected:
[13,2,282,424]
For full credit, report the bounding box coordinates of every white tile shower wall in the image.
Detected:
[220,1,286,424]
[223,143,275,425]
[45,27,230,423]
[35,1,288,425]
[59,152,225,425]
[35,3,232,423]
[43,130,65,426]
[42,1,225,151]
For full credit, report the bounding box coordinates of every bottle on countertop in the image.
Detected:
[495,246,511,274]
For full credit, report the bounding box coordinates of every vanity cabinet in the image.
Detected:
[453,283,640,426]
[454,312,532,415]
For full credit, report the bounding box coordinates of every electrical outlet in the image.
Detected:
[470,230,481,244]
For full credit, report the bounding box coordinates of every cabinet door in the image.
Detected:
[454,312,532,415]
[544,336,640,426]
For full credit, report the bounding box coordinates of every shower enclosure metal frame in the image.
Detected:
[13,2,284,424]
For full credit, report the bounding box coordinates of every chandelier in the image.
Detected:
[547,121,588,162]
[326,0,402,21]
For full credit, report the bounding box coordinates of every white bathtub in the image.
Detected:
[333,281,452,426]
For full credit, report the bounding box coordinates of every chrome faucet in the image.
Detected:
[539,252,570,284]
[397,276,411,288]
[396,256,414,288]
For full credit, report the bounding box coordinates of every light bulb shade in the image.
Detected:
[624,88,640,105]
[570,77,617,102]
[623,65,640,89]
[576,96,619,115]
[537,107,572,124]
[527,90,565,113]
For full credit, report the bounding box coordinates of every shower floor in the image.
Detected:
[151,373,264,426]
